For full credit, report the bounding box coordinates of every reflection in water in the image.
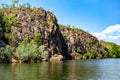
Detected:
[0,59,120,80]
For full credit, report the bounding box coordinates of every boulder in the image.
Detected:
[50,54,64,62]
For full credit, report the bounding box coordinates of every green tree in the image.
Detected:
[1,4,5,8]
[67,24,71,28]
[16,43,39,61]
[0,10,4,17]
[72,25,75,29]
[3,14,18,32]
[27,3,31,8]
[39,45,48,59]
[33,32,42,46]
[75,47,81,53]
[12,0,19,7]
[0,45,14,62]
[110,44,120,58]
[21,34,29,45]
[100,40,120,58]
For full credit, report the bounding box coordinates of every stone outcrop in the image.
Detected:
[0,7,109,61]
[0,7,71,59]
[50,54,64,62]
[59,25,109,58]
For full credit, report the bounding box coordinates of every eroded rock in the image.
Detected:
[50,54,64,62]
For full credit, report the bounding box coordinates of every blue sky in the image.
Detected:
[0,0,120,44]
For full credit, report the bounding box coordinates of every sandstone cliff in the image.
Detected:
[59,25,109,59]
[0,7,109,62]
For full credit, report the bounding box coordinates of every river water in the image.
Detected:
[0,59,120,80]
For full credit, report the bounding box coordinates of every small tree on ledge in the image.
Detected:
[12,0,19,7]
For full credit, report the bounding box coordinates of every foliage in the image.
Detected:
[88,39,92,46]
[1,4,5,8]
[1,0,33,9]
[75,47,81,53]
[67,24,71,28]
[39,45,48,59]
[12,0,19,7]
[72,25,79,31]
[0,9,4,17]
[15,35,40,61]
[0,10,4,29]
[26,3,31,8]
[3,14,18,32]
[15,33,47,61]
[97,53,102,59]
[16,42,48,62]
[0,48,4,60]
[83,52,96,59]
[0,45,14,62]
[16,43,39,61]
[4,32,17,46]
[13,0,19,3]
[9,32,17,40]
[33,32,42,46]
[110,44,120,58]
[101,40,120,58]
[21,34,29,45]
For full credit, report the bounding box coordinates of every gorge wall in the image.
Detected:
[0,7,109,62]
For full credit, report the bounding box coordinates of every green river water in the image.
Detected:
[0,59,120,80]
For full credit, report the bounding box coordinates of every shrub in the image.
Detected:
[21,34,29,45]
[16,42,49,62]
[0,47,5,60]
[16,43,39,61]
[83,52,96,59]
[0,45,14,62]
[33,32,42,46]
[89,52,96,59]
[26,3,31,8]
[75,47,81,53]
[82,53,88,59]
[4,32,17,47]
[12,0,19,7]
[39,45,48,59]
[67,24,71,28]
[3,14,18,32]
[88,39,92,46]
[110,44,120,58]
[0,9,4,17]
[100,40,120,58]
[4,45,14,60]
[96,53,102,59]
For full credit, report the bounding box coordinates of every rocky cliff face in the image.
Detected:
[0,7,109,61]
[0,7,71,60]
[0,15,5,47]
[0,13,3,39]
[59,25,109,59]
[0,28,5,47]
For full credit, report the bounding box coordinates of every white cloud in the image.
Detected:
[108,35,120,39]
[92,33,107,39]
[92,24,120,43]
[102,24,120,34]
